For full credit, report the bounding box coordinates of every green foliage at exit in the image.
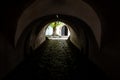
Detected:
[50,21,64,28]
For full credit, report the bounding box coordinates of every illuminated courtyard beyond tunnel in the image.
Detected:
[45,21,70,40]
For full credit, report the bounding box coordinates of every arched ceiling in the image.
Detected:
[15,0,101,47]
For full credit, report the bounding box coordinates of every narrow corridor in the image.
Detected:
[3,40,107,80]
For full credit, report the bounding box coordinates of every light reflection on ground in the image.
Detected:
[47,36,69,40]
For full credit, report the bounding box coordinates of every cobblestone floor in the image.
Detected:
[34,40,81,80]
[3,40,108,80]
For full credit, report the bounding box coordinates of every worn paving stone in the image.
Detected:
[34,40,78,80]
[3,40,108,80]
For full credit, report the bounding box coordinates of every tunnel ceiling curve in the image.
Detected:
[15,0,101,47]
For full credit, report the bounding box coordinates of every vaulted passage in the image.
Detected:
[3,40,107,80]
[1,0,119,80]
[2,14,108,80]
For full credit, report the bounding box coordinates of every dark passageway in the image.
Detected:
[2,14,108,80]
[1,0,119,80]
[3,39,107,80]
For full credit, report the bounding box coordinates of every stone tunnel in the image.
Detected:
[15,0,101,69]
[0,0,120,80]
[3,14,104,80]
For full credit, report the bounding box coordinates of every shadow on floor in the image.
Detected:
[3,40,109,80]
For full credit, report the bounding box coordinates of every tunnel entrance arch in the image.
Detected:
[45,21,70,40]
[15,0,101,48]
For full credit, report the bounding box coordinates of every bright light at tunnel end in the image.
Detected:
[45,21,70,40]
